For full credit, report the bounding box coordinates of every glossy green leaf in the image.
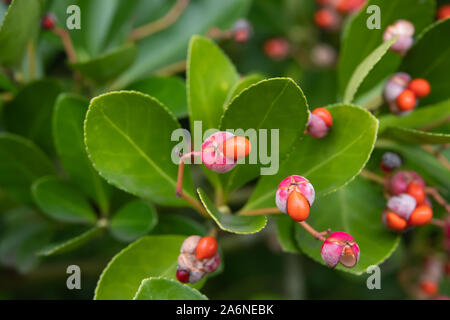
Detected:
[152,213,208,236]
[343,37,396,104]
[338,0,435,98]
[126,76,188,118]
[243,105,378,211]
[114,0,251,88]
[84,91,194,207]
[197,188,267,234]
[382,127,450,145]
[32,176,97,224]
[188,35,239,136]
[37,226,104,257]
[295,177,400,275]
[53,93,112,214]
[400,19,450,105]
[219,78,309,195]
[94,235,204,300]
[3,79,62,153]
[0,133,55,203]
[134,278,207,300]
[378,99,450,133]
[110,200,158,242]
[0,0,41,65]
[225,73,265,104]
[71,44,138,84]
[275,215,300,254]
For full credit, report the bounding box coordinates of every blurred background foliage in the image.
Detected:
[0,0,449,299]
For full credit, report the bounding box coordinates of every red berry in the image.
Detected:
[396,89,416,111]
[286,189,310,222]
[176,269,190,283]
[41,14,56,30]
[336,0,365,13]
[314,8,336,29]
[406,181,426,205]
[263,38,290,60]
[420,280,438,295]
[437,4,450,21]
[384,211,408,231]
[219,136,251,161]
[408,205,433,226]
[312,107,333,127]
[408,78,431,98]
[195,236,218,260]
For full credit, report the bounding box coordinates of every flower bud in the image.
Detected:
[383,20,415,56]
[321,232,360,268]
[389,170,425,195]
[276,175,315,214]
[387,193,417,220]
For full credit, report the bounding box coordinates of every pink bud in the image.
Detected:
[201,131,237,173]
[383,20,415,56]
[306,113,329,139]
[389,170,425,195]
[387,193,417,220]
[275,175,315,213]
[384,73,411,103]
[321,232,360,268]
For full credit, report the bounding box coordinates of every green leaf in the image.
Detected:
[0,133,55,203]
[126,76,188,118]
[243,105,378,211]
[53,93,112,214]
[197,188,267,234]
[275,215,300,254]
[400,19,450,105]
[378,99,450,133]
[225,73,265,104]
[84,91,194,207]
[113,0,251,88]
[94,235,204,300]
[152,213,208,236]
[32,176,97,224]
[219,78,309,195]
[188,35,239,136]
[0,0,41,65]
[133,278,207,300]
[382,127,450,145]
[110,200,158,242]
[343,37,397,104]
[338,0,435,98]
[37,226,104,257]
[70,44,138,84]
[3,79,62,153]
[295,177,400,275]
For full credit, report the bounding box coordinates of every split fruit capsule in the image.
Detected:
[306,107,333,139]
[201,131,251,173]
[275,175,315,222]
[389,170,425,195]
[321,232,360,268]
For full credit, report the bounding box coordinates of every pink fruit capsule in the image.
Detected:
[306,113,329,139]
[389,170,425,195]
[201,132,243,173]
[383,20,415,56]
[321,232,360,268]
[275,175,315,214]
[387,193,417,220]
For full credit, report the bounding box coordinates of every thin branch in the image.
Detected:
[425,187,450,213]
[128,0,190,41]
[360,169,385,185]
[430,218,446,228]
[52,27,77,63]
[239,208,282,216]
[420,116,450,132]
[298,221,328,241]
[421,145,450,171]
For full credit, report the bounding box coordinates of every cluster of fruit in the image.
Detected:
[314,0,366,30]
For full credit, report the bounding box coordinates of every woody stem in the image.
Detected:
[425,187,450,213]
[298,221,328,242]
